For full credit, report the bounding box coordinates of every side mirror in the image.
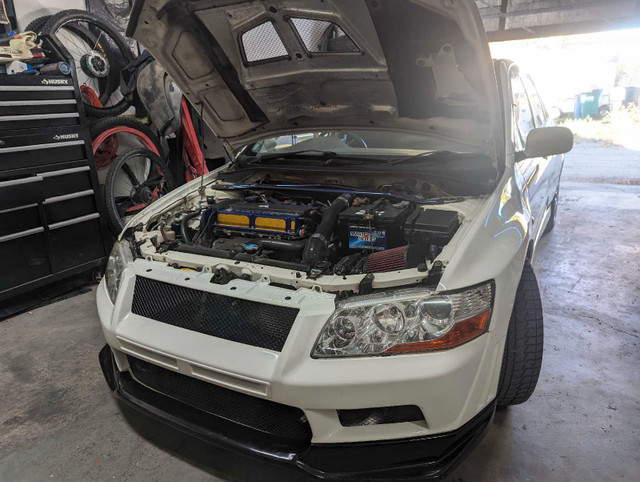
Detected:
[521,127,573,160]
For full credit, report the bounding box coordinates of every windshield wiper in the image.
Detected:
[245,150,338,163]
[386,150,486,166]
[241,150,394,166]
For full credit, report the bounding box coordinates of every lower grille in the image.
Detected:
[127,356,312,443]
[337,405,425,427]
[131,277,298,351]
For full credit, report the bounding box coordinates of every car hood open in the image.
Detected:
[128,0,502,156]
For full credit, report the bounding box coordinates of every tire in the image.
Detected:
[30,18,114,104]
[25,15,50,34]
[43,9,134,117]
[104,148,174,234]
[496,261,544,406]
[543,190,558,235]
[597,106,610,120]
[90,117,163,169]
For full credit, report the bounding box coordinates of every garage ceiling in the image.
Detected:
[477,0,640,41]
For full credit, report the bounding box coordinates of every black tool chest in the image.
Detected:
[0,36,110,302]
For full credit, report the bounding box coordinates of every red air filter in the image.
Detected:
[364,246,408,273]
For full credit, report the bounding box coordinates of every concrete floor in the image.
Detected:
[1,140,639,481]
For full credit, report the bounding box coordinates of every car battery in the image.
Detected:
[339,200,412,251]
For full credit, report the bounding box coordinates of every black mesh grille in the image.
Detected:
[127,356,312,443]
[337,405,425,427]
[131,277,298,351]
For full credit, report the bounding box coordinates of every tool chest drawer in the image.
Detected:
[0,229,52,292]
[0,126,89,171]
[43,190,97,225]
[0,204,41,237]
[49,214,105,271]
[0,111,81,131]
[41,166,93,199]
[0,77,77,101]
[0,176,44,211]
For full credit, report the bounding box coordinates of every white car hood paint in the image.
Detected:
[128,0,502,157]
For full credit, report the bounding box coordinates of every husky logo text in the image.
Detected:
[53,133,80,141]
[41,79,70,85]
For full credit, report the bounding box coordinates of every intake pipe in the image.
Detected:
[180,210,202,244]
[256,238,307,253]
[302,193,354,266]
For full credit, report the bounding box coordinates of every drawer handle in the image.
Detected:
[0,227,45,243]
[44,189,94,205]
[0,176,43,188]
[0,100,77,106]
[0,113,80,122]
[0,85,74,91]
[0,203,38,215]
[49,213,100,230]
[40,166,90,178]
[0,140,84,153]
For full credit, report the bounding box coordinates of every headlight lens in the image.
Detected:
[105,239,135,303]
[312,282,493,358]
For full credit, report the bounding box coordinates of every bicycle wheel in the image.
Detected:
[90,117,163,170]
[43,10,135,117]
[104,148,174,233]
[24,15,50,34]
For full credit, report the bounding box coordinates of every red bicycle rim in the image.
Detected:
[92,126,160,159]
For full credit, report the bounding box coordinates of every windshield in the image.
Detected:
[244,130,482,158]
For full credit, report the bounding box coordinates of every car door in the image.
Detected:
[522,75,563,211]
[509,68,546,234]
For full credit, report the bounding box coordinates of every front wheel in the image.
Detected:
[496,261,544,406]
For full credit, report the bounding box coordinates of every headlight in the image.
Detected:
[312,282,493,358]
[105,239,135,303]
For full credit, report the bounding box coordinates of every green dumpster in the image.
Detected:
[575,89,602,119]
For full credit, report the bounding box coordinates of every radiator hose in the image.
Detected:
[181,198,237,244]
[179,210,202,244]
[302,193,353,266]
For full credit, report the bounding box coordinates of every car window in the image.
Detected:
[523,76,547,128]
[510,73,534,150]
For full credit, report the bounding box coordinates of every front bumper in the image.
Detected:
[100,345,495,479]
[98,260,505,444]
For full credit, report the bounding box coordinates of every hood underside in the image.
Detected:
[129,0,501,151]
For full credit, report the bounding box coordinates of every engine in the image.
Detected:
[213,202,316,238]
[162,191,460,276]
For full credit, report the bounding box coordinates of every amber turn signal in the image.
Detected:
[383,310,491,354]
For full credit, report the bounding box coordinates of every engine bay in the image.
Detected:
[143,184,463,286]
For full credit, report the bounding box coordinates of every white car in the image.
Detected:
[98,1,573,479]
